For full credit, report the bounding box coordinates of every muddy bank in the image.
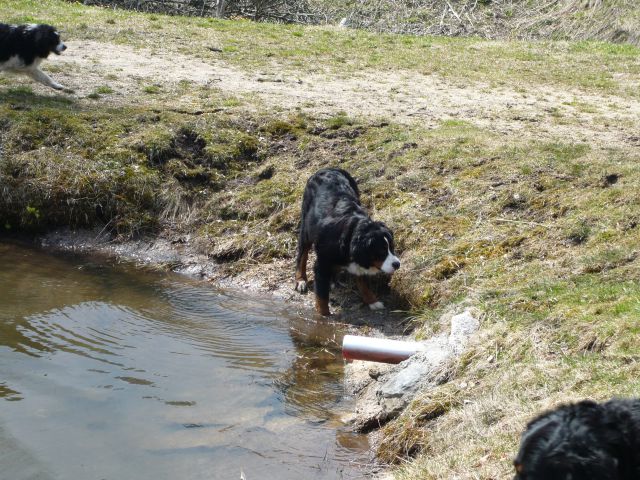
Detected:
[39,227,409,334]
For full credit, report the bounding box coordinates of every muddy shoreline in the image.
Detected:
[37,227,412,334]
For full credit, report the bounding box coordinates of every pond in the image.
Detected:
[0,242,370,479]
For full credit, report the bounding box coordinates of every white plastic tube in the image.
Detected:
[342,334,425,364]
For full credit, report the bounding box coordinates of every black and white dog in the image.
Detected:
[514,398,640,479]
[0,23,67,90]
[295,168,400,316]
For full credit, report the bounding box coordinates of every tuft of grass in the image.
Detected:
[143,85,162,94]
[326,112,354,129]
[87,86,114,99]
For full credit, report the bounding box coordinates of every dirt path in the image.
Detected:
[48,40,640,148]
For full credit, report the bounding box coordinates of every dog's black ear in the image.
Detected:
[32,25,54,57]
[349,231,370,267]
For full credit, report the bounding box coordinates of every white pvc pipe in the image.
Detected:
[342,334,425,364]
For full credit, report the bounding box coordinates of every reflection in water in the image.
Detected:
[0,242,370,479]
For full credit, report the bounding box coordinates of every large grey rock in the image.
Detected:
[349,309,480,432]
[378,337,450,399]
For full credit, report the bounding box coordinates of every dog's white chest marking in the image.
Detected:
[346,263,380,276]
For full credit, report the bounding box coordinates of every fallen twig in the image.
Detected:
[494,217,552,228]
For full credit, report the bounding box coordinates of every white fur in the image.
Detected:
[1,54,30,70]
[295,279,308,293]
[380,238,401,274]
[369,301,385,310]
[0,59,65,90]
[346,262,380,276]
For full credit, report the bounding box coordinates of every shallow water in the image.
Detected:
[0,242,369,480]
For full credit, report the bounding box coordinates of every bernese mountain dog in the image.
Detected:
[0,23,68,91]
[294,168,400,316]
[513,398,640,479]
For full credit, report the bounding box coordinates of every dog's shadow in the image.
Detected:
[0,86,76,110]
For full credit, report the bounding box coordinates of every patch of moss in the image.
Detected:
[326,112,354,130]
[202,130,259,169]
[131,125,175,164]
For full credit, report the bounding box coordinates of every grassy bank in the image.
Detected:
[2,1,640,478]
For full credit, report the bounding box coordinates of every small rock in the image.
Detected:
[449,310,480,354]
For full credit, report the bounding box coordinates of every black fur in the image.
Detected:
[294,168,400,315]
[514,399,640,480]
[0,24,63,65]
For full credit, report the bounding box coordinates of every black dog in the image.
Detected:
[294,168,400,316]
[0,23,68,90]
[514,398,640,479]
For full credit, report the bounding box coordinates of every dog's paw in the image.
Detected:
[368,301,385,311]
[295,280,308,293]
[51,83,65,90]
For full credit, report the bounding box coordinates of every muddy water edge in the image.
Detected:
[0,241,373,480]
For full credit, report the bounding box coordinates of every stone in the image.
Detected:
[350,309,480,432]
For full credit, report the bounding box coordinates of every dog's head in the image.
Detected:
[514,401,623,480]
[30,24,67,58]
[350,220,400,274]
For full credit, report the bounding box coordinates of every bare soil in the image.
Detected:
[48,40,640,148]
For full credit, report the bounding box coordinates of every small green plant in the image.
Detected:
[95,86,114,94]
[143,85,161,94]
[25,205,41,223]
[87,87,113,99]
[326,112,353,130]
[567,220,591,245]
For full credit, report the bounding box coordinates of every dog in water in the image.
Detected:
[513,398,640,479]
[294,168,400,316]
[0,23,68,91]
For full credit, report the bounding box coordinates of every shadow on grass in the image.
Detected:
[0,86,76,109]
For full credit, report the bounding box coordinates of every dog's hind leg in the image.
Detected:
[355,276,384,310]
[313,261,331,316]
[27,67,65,90]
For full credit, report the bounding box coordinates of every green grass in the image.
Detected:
[1,1,640,478]
[87,85,115,98]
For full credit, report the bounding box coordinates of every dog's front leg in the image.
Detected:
[355,276,384,310]
[294,243,310,293]
[313,262,331,316]
[27,67,65,90]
